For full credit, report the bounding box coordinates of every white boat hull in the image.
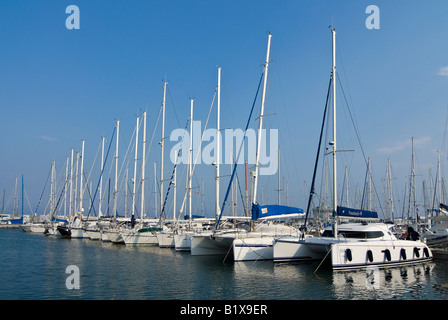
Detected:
[85,229,101,241]
[156,231,175,248]
[331,240,432,270]
[103,230,124,243]
[273,236,326,262]
[190,232,236,256]
[233,236,275,261]
[70,227,88,239]
[273,236,433,270]
[121,230,158,246]
[174,233,192,251]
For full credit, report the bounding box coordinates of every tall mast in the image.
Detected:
[74,151,79,214]
[132,116,139,222]
[21,175,24,218]
[173,153,177,220]
[64,157,69,217]
[215,67,221,222]
[69,149,74,217]
[278,147,281,205]
[124,167,128,217]
[331,28,338,238]
[141,111,147,220]
[160,81,167,218]
[189,98,193,224]
[253,32,272,206]
[113,119,120,218]
[79,140,85,214]
[51,160,55,216]
[154,163,157,218]
[99,137,105,216]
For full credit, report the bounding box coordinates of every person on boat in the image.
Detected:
[406,226,420,241]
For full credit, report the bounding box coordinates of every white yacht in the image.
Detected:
[273,221,432,270]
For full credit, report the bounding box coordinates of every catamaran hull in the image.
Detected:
[190,234,234,256]
[273,237,433,270]
[273,237,327,262]
[331,240,432,270]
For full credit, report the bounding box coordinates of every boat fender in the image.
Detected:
[367,250,373,262]
[414,247,420,258]
[345,248,352,261]
[382,249,391,261]
[400,248,407,260]
[423,248,430,258]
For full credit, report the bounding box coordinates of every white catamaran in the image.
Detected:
[273,29,432,270]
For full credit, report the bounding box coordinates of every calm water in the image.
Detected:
[1,228,448,301]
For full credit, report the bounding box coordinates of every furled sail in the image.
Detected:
[251,203,304,220]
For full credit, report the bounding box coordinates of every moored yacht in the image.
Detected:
[273,219,432,270]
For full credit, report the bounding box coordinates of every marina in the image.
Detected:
[1,227,448,301]
[1,1,448,308]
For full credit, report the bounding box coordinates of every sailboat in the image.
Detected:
[120,113,160,246]
[272,29,432,270]
[191,33,280,257]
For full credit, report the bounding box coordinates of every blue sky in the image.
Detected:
[1,1,447,220]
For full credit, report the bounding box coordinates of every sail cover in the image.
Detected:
[337,206,378,219]
[251,203,304,220]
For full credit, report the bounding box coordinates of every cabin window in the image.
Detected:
[321,230,384,239]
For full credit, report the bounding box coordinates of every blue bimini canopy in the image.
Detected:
[251,203,304,220]
[337,206,378,220]
[9,217,23,225]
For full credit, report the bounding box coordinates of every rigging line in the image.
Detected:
[34,164,52,214]
[77,139,101,214]
[301,75,332,232]
[336,74,384,215]
[167,84,183,128]
[86,126,116,218]
[133,107,163,198]
[159,110,191,222]
[216,72,265,229]
[175,90,217,226]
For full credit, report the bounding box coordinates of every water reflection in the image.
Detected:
[3,229,448,300]
[331,263,437,299]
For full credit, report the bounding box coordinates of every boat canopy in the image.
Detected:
[337,206,378,220]
[251,203,304,220]
[9,217,23,225]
